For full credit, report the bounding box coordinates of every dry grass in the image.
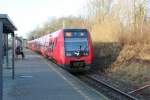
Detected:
[90,16,150,86]
[90,16,121,42]
[108,42,150,85]
[111,43,150,68]
[90,16,150,44]
[118,24,150,44]
[109,61,150,85]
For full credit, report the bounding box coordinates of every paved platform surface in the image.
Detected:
[3,49,108,100]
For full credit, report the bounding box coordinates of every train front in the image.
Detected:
[63,29,94,72]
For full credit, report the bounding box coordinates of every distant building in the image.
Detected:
[15,36,27,48]
[15,36,22,47]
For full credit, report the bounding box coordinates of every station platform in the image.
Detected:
[3,49,108,100]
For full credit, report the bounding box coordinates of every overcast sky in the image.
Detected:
[0,0,87,38]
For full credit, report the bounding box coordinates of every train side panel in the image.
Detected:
[50,29,65,64]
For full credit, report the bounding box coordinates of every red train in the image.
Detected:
[27,28,94,72]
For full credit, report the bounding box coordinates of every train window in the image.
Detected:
[64,37,89,57]
[52,42,54,49]
[49,41,53,50]
[51,38,57,50]
[51,42,54,51]
[64,29,89,56]
[54,38,57,48]
[55,38,57,46]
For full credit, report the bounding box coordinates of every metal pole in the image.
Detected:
[11,32,15,79]
[6,34,9,68]
[0,21,3,100]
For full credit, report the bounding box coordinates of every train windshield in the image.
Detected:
[64,31,89,57]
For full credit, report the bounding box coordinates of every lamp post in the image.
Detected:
[11,32,15,79]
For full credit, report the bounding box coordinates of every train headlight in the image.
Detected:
[83,51,89,56]
[84,52,88,55]
[66,52,72,56]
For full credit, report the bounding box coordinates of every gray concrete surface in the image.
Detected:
[3,49,108,100]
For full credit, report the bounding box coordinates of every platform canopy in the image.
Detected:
[0,14,17,33]
[0,14,18,82]
[0,14,18,100]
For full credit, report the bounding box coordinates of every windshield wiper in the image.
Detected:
[74,45,82,56]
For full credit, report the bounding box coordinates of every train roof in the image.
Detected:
[28,28,89,42]
[63,28,88,32]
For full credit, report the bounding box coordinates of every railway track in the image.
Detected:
[78,74,139,100]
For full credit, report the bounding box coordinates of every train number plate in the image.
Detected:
[72,62,84,67]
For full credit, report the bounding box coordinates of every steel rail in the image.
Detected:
[86,75,138,100]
